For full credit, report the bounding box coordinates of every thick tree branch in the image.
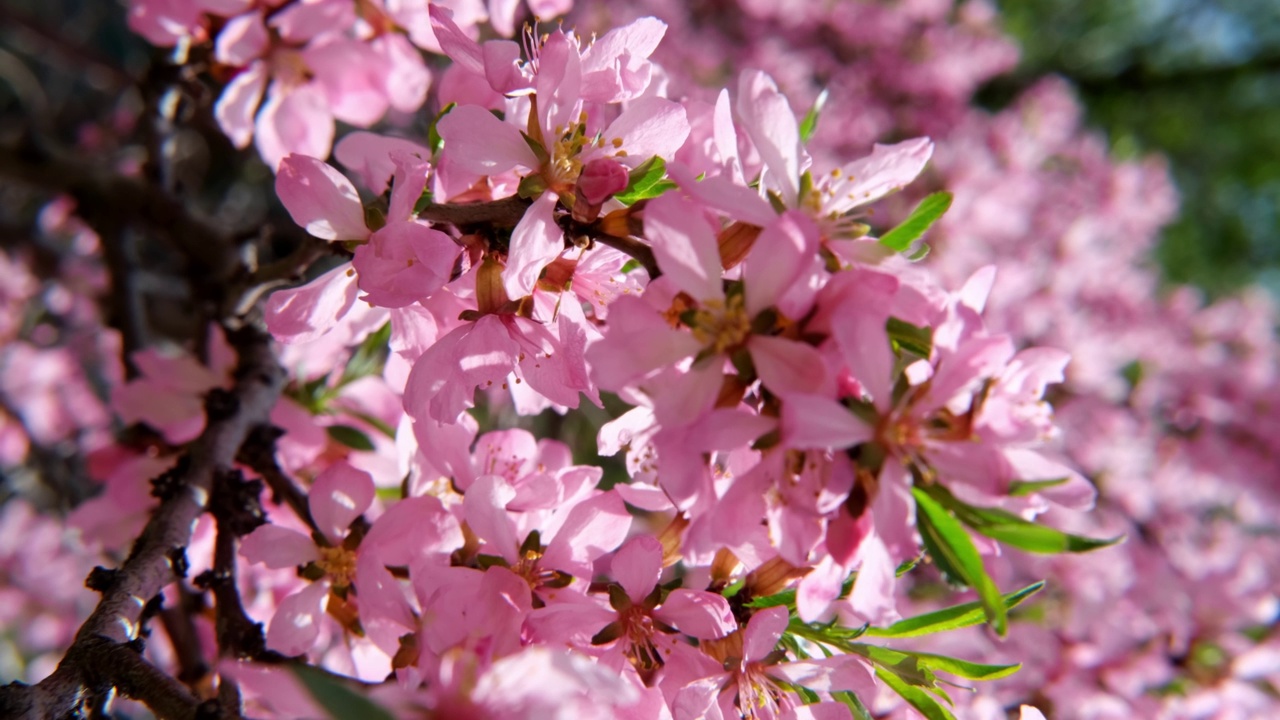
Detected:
[0,329,283,720]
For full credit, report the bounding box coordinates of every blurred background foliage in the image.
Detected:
[981,0,1280,298]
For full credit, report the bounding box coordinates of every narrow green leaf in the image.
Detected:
[798,88,830,144]
[924,485,1123,554]
[832,691,876,720]
[875,668,957,720]
[1007,478,1070,497]
[913,487,1007,636]
[326,425,376,452]
[615,156,676,205]
[291,664,396,720]
[878,191,953,252]
[848,645,936,688]
[909,653,1021,681]
[865,581,1044,638]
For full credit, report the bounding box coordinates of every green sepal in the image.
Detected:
[798,88,830,144]
[427,102,456,153]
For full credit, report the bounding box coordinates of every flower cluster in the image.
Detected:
[3,1,1276,719]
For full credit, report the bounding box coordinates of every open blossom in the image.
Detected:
[241,461,376,655]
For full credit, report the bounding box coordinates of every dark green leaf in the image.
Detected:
[615,156,676,205]
[291,664,396,720]
[913,487,1007,636]
[339,322,392,387]
[799,88,830,144]
[326,425,376,452]
[878,191,953,252]
[865,581,1044,638]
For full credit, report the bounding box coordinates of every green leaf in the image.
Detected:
[339,322,392,387]
[291,664,396,720]
[907,653,1021,681]
[832,691,876,720]
[326,425,376,452]
[427,102,456,153]
[878,191,953,252]
[886,316,933,358]
[913,487,1007,636]
[875,668,957,720]
[865,581,1044,638]
[848,645,937,688]
[1007,477,1070,497]
[798,88,830,144]
[615,156,676,205]
[924,485,1123,554]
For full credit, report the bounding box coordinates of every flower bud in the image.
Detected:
[577,157,630,206]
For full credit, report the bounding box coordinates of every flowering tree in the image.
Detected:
[0,1,1275,719]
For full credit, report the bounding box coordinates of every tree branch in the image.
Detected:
[0,328,284,720]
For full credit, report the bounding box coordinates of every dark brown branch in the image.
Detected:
[0,329,283,720]
[417,195,532,228]
[238,426,319,535]
[0,140,240,285]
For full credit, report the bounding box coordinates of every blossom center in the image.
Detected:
[316,545,357,589]
[690,294,750,354]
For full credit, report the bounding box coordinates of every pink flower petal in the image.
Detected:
[654,589,736,640]
[598,97,690,165]
[308,461,375,545]
[832,137,933,213]
[334,132,431,195]
[275,155,367,241]
[745,211,819,316]
[240,524,319,569]
[463,474,520,563]
[644,193,723,302]
[264,262,359,344]
[737,70,801,204]
[781,393,873,450]
[503,193,563,299]
[437,104,540,176]
[749,335,829,396]
[611,535,662,604]
[743,605,789,662]
[214,11,267,66]
[214,60,267,149]
[266,580,330,656]
[255,84,334,172]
